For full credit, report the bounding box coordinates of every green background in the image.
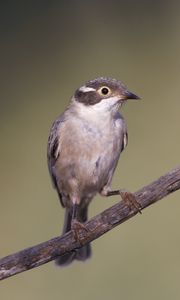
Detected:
[1,1,180,299]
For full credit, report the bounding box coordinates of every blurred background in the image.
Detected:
[1,0,180,299]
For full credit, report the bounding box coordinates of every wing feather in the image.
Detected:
[47,115,65,206]
[121,131,128,152]
[114,112,128,152]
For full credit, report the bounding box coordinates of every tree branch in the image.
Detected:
[1,166,180,281]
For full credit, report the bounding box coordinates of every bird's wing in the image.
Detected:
[115,112,128,152]
[47,115,65,207]
[121,129,128,152]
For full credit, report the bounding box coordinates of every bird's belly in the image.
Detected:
[92,142,120,188]
[55,119,122,204]
[57,135,121,198]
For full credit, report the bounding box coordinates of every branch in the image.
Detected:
[1,166,180,281]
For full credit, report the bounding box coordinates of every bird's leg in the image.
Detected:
[71,204,89,245]
[106,189,142,214]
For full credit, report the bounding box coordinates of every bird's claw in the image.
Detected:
[119,189,142,214]
[71,219,90,245]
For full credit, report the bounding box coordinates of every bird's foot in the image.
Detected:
[71,219,90,245]
[119,189,142,214]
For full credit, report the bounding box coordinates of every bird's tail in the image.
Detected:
[55,206,91,266]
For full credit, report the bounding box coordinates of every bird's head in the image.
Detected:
[73,77,140,114]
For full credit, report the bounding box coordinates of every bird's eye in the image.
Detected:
[99,86,111,96]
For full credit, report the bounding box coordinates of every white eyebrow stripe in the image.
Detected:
[79,86,96,92]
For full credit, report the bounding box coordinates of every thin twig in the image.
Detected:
[0,166,180,281]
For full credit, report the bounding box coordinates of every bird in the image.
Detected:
[47,77,140,266]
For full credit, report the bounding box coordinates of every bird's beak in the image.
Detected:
[123,91,140,100]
